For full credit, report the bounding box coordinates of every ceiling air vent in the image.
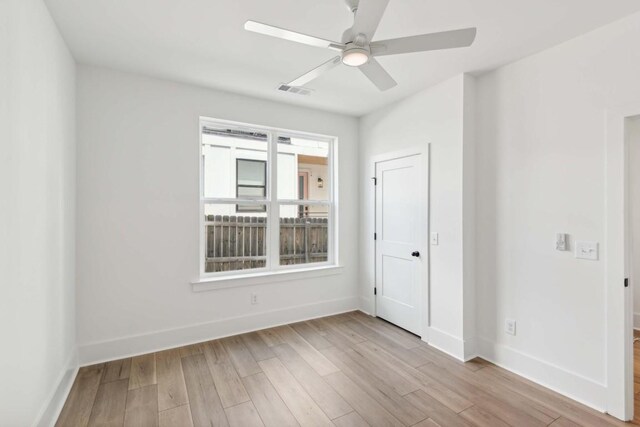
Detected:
[277,84,313,96]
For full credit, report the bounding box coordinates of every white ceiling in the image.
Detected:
[46,0,640,116]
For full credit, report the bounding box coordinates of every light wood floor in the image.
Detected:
[57,311,628,427]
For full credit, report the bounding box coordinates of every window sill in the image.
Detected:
[191,265,344,292]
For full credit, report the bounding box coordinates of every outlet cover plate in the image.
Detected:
[505,319,516,336]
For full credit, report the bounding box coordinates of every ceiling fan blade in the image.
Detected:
[359,58,397,91]
[370,27,477,56]
[350,0,390,41]
[245,21,344,51]
[288,56,342,87]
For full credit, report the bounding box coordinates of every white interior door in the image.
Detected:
[375,153,425,335]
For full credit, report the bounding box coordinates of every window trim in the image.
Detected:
[198,117,339,282]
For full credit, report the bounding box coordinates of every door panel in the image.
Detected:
[381,255,414,306]
[375,154,424,335]
[381,166,417,244]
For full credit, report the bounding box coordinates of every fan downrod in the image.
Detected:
[343,0,359,13]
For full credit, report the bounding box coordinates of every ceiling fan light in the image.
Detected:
[342,48,369,67]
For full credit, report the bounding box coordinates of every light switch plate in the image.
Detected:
[430,232,439,246]
[575,241,598,260]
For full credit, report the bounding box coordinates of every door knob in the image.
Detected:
[411,251,420,257]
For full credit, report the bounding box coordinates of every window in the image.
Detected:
[236,159,266,213]
[200,119,336,277]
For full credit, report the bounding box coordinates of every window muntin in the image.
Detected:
[200,119,336,277]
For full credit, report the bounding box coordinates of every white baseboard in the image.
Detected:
[358,296,372,315]
[424,326,470,362]
[477,337,607,412]
[78,296,360,366]
[634,312,640,330]
[35,348,79,427]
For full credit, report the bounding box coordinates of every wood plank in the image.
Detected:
[289,321,333,350]
[273,325,339,376]
[349,312,421,349]
[223,335,262,377]
[404,390,472,427]
[459,405,510,427]
[332,412,369,427]
[124,384,158,427]
[102,358,131,384]
[549,417,582,426]
[242,373,299,427]
[324,371,404,427]
[258,357,332,426]
[179,342,205,358]
[56,364,104,427]
[87,379,128,427]
[306,318,331,336]
[203,340,250,408]
[342,320,429,367]
[159,405,194,427]
[323,318,367,345]
[418,362,544,427]
[156,348,189,411]
[181,354,229,427]
[273,344,352,419]
[321,346,426,426]
[355,341,472,413]
[129,353,156,390]
[240,331,276,361]
[412,419,442,427]
[307,319,359,351]
[418,353,557,424]
[344,344,421,396]
[225,401,265,427]
[413,345,482,374]
[257,328,285,347]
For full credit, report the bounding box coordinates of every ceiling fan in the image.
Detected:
[244,0,477,91]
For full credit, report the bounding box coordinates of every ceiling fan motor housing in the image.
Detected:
[342,44,370,67]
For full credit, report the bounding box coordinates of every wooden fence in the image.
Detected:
[205,215,328,272]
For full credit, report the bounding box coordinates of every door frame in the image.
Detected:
[605,106,640,421]
[369,144,430,337]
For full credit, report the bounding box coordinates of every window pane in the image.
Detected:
[278,135,329,201]
[237,186,265,198]
[204,204,267,272]
[237,159,266,186]
[279,204,329,265]
[202,125,268,198]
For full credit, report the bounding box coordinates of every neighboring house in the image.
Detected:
[202,129,328,218]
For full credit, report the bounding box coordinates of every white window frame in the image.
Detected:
[197,117,339,285]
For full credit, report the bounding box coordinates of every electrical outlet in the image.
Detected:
[251,293,258,305]
[505,318,516,336]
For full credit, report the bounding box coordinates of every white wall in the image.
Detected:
[359,74,476,360]
[76,65,359,364]
[475,10,640,410]
[629,116,640,329]
[0,0,76,425]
